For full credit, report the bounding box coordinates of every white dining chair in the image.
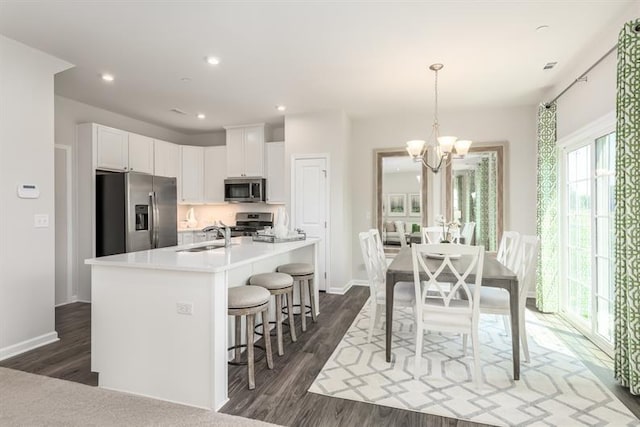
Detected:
[359,232,415,343]
[421,226,442,244]
[411,243,485,385]
[370,229,392,269]
[473,235,540,362]
[396,222,408,248]
[497,231,521,271]
[457,222,476,245]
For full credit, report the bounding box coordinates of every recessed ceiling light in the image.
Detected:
[276,105,286,112]
[536,25,550,32]
[101,73,114,82]
[197,113,206,119]
[205,56,220,66]
[543,62,558,70]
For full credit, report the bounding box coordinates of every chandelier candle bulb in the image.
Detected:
[406,140,426,157]
[437,136,457,153]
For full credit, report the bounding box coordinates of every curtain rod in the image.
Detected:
[544,44,617,108]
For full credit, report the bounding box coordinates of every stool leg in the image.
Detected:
[286,289,297,342]
[246,314,255,390]
[299,280,307,332]
[275,294,284,356]
[234,316,242,363]
[308,278,317,323]
[263,306,273,369]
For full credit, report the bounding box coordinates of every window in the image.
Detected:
[559,114,615,354]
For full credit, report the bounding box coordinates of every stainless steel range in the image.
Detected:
[230,212,274,237]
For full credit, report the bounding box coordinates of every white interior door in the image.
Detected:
[293,156,328,291]
[55,145,72,306]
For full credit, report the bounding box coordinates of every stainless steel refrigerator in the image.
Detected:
[96,172,178,256]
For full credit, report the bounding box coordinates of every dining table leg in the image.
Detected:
[509,278,520,380]
[385,271,394,363]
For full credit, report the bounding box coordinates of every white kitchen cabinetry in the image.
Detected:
[224,124,265,177]
[128,133,154,174]
[154,140,180,178]
[96,125,129,171]
[180,231,195,245]
[204,146,227,203]
[265,141,285,204]
[180,146,204,203]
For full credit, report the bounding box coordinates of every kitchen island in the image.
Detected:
[86,236,319,411]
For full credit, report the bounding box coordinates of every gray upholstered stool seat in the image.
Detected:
[277,263,317,332]
[249,272,297,356]
[228,286,270,309]
[277,263,314,276]
[249,272,294,290]
[227,285,273,390]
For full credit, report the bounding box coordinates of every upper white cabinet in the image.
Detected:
[180,145,204,203]
[128,133,154,174]
[224,124,265,177]
[96,125,129,171]
[265,141,285,204]
[204,146,226,203]
[154,139,180,178]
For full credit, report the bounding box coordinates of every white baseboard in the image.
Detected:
[0,331,59,361]
[349,280,369,288]
[326,280,353,295]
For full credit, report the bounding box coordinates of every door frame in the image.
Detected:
[290,153,331,291]
[55,144,74,305]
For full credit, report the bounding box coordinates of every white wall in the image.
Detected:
[350,106,537,279]
[284,111,352,292]
[0,36,72,359]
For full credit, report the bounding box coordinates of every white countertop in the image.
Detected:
[85,236,318,273]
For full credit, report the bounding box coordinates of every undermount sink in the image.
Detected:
[177,244,229,253]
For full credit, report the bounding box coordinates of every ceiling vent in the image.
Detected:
[170,108,187,115]
[543,62,557,70]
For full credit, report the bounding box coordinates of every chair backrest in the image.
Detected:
[460,222,476,244]
[421,226,443,244]
[359,231,381,296]
[396,221,408,248]
[411,243,485,316]
[369,228,387,272]
[513,235,540,300]
[497,231,521,271]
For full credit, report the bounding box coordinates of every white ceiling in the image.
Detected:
[0,1,631,134]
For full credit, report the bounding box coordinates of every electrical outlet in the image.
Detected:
[34,214,49,228]
[176,302,193,315]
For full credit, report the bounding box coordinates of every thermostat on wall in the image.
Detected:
[17,184,40,199]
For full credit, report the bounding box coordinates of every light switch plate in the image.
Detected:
[34,214,49,228]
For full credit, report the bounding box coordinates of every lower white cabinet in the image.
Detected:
[204,146,226,203]
[266,141,285,204]
[193,232,208,243]
[180,231,195,245]
[180,146,204,203]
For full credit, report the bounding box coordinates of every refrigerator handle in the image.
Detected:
[150,192,159,248]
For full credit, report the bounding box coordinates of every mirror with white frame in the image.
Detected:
[445,144,504,251]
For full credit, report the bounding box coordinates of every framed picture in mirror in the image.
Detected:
[409,193,421,216]
[387,193,406,216]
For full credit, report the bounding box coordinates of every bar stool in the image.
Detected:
[249,272,297,356]
[228,285,273,390]
[277,263,317,332]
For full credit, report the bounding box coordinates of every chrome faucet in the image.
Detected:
[202,221,232,247]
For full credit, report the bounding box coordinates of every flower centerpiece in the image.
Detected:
[434,214,461,243]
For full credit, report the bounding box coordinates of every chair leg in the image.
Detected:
[414,326,423,380]
[367,299,376,343]
[375,303,383,328]
[275,294,284,356]
[287,290,297,343]
[246,314,255,390]
[299,280,307,332]
[471,326,482,387]
[308,278,317,323]
[520,310,530,363]
[234,316,242,363]
[263,307,273,369]
[501,315,510,336]
[462,334,468,356]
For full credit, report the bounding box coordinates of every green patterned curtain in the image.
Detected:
[474,158,489,248]
[536,102,559,313]
[487,154,497,251]
[615,19,640,395]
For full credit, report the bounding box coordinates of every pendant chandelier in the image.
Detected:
[406,63,472,173]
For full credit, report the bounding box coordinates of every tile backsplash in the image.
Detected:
[177,203,284,229]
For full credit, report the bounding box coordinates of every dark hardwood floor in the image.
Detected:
[2,286,637,426]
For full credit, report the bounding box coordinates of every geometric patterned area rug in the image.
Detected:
[309,301,639,426]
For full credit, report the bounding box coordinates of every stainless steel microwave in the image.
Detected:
[224,178,266,203]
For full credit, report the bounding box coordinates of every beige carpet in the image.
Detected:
[0,368,280,427]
